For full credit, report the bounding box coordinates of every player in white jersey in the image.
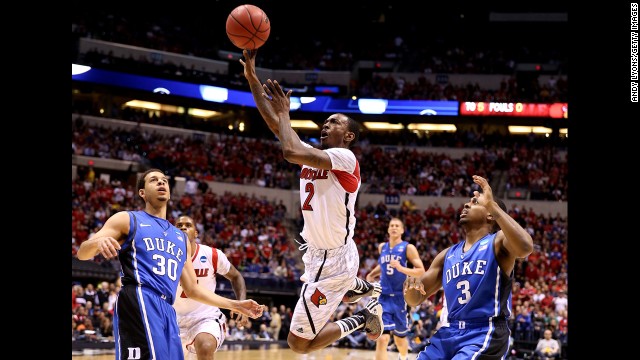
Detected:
[173,215,250,360]
[241,49,383,355]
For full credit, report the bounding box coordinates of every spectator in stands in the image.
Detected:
[83,283,98,305]
[408,319,430,353]
[279,305,293,341]
[556,309,568,344]
[272,257,288,288]
[514,306,533,342]
[226,319,240,341]
[72,284,86,310]
[268,306,282,341]
[534,329,561,359]
[228,319,254,341]
[553,290,568,313]
[255,323,274,341]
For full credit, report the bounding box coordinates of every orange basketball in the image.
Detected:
[226,4,270,50]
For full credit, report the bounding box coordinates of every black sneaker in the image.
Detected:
[343,281,381,304]
[357,298,383,341]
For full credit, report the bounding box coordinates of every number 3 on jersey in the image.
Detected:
[456,279,471,304]
[302,183,314,211]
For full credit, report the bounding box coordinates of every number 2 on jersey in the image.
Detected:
[302,183,314,211]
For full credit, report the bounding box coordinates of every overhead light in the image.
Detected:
[124,100,165,111]
[559,128,568,134]
[187,108,222,118]
[508,126,553,134]
[199,85,228,103]
[123,100,221,118]
[358,99,388,114]
[72,64,91,75]
[407,123,457,132]
[290,120,319,129]
[363,122,405,130]
[290,97,301,110]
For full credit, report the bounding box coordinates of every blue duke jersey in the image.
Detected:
[114,210,189,360]
[442,233,512,322]
[416,233,512,359]
[379,241,409,295]
[379,240,411,335]
[119,210,188,302]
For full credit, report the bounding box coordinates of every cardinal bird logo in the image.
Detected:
[310,288,327,308]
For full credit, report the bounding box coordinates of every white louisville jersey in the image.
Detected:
[298,142,361,250]
[173,243,231,317]
[438,295,450,328]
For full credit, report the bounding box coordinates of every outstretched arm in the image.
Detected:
[240,49,281,137]
[181,242,264,319]
[403,247,447,307]
[472,175,533,263]
[262,79,333,170]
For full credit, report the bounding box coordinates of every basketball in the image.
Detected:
[226,4,270,50]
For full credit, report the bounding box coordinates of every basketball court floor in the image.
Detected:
[73,346,419,359]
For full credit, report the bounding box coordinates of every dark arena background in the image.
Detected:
[72,1,570,359]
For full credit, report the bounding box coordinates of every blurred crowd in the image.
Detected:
[72,113,568,201]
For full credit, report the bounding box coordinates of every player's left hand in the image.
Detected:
[389,259,401,269]
[472,175,494,207]
[403,276,426,295]
[261,79,292,115]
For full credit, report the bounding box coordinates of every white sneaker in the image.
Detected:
[357,298,383,340]
[343,281,381,303]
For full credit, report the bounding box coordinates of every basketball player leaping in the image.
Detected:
[240,49,383,354]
